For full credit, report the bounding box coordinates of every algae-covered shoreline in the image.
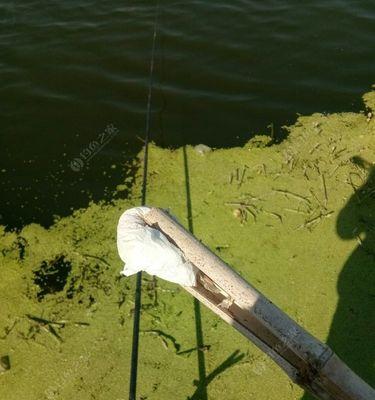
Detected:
[1,89,375,400]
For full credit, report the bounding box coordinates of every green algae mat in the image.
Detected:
[1,89,375,400]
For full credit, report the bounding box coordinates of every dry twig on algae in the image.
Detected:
[282,150,298,172]
[0,318,19,340]
[229,164,249,188]
[229,165,249,187]
[345,171,367,203]
[253,163,267,176]
[309,142,322,155]
[239,165,249,187]
[309,188,327,211]
[25,314,89,344]
[296,210,334,231]
[262,209,283,223]
[332,146,348,160]
[25,314,63,343]
[284,207,309,216]
[321,173,328,207]
[272,189,311,206]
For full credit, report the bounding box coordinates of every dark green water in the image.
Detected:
[1,1,375,228]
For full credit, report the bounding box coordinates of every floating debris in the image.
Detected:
[227,202,257,224]
[194,144,212,155]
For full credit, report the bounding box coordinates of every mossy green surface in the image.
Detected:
[1,89,375,399]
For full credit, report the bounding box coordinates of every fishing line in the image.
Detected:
[129,3,160,400]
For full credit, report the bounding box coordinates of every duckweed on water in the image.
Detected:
[0,89,374,400]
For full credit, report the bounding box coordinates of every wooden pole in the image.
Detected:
[144,207,374,400]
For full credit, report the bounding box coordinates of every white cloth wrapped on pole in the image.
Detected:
[117,207,197,286]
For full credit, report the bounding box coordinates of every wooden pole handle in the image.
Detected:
[144,207,374,400]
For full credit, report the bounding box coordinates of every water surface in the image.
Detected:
[1,0,374,227]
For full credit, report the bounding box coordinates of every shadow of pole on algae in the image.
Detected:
[301,157,375,400]
[182,145,208,400]
[182,146,245,399]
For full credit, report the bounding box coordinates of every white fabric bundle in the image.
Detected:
[117,207,197,286]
